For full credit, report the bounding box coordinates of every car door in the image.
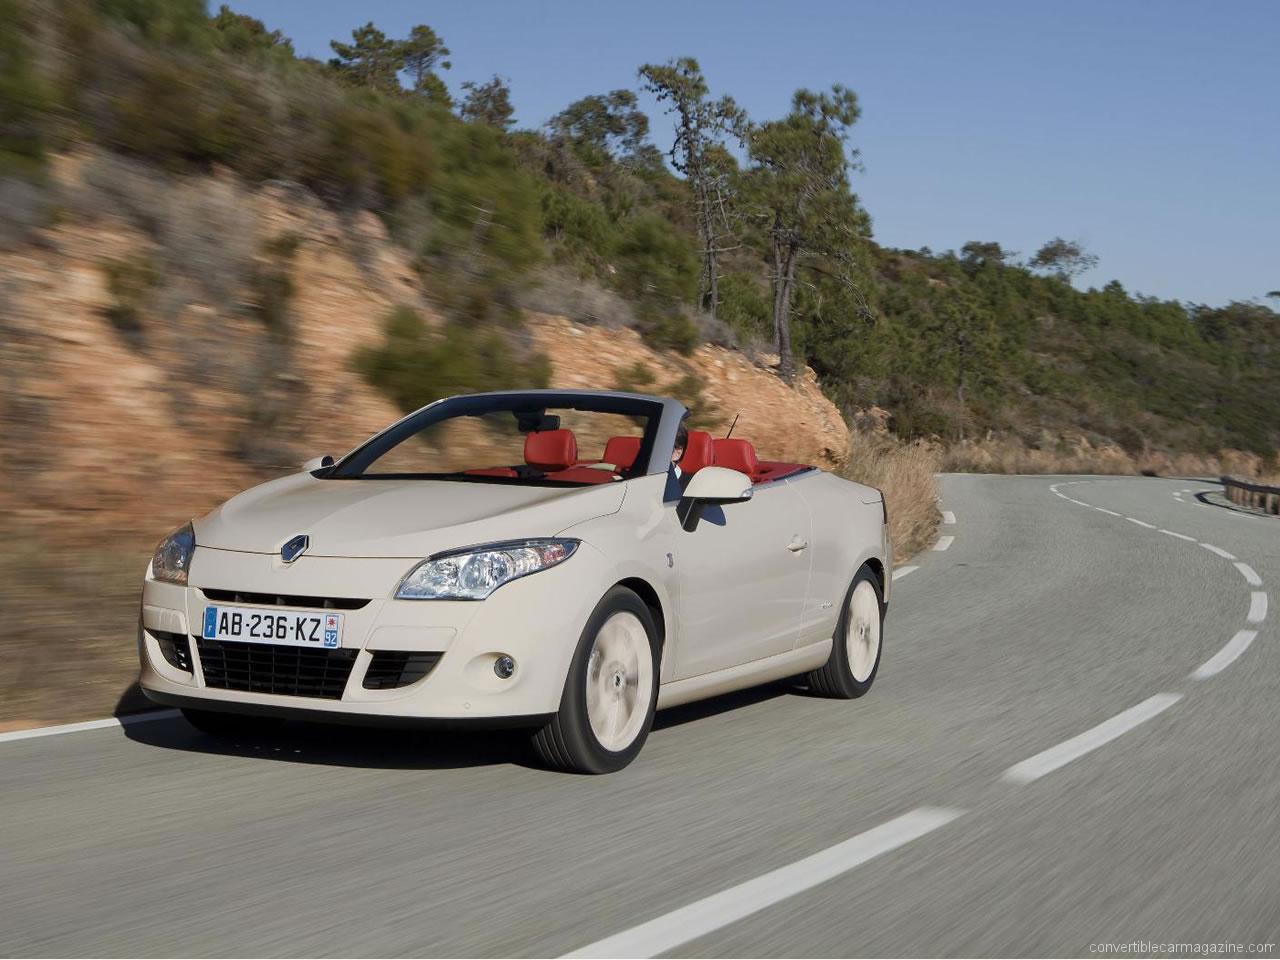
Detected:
[669,477,813,679]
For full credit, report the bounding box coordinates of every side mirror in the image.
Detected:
[682,466,753,504]
[302,455,335,472]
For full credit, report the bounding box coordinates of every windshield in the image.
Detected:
[328,393,666,486]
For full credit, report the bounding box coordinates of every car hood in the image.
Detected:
[194,473,629,559]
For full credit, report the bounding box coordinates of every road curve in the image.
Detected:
[2,475,1278,957]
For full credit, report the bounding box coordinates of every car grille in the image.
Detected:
[151,629,192,672]
[201,588,369,611]
[363,651,442,690]
[195,638,357,699]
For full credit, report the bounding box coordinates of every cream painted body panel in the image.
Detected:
[666,480,812,678]
[140,463,889,723]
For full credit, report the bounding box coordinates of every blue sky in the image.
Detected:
[235,0,1278,306]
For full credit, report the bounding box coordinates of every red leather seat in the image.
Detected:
[602,435,643,470]
[680,430,715,475]
[713,438,759,478]
[524,429,577,472]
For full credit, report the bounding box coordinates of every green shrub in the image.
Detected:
[667,373,720,430]
[0,0,50,177]
[612,360,656,392]
[636,305,700,356]
[101,256,158,345]
[355,305,551,413]
[612,212,698,304]
[717,272,770,342]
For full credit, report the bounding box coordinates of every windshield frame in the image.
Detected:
[325,391,681,483]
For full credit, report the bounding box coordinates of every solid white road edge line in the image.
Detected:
[942,510,956,525]
[891,566,919,581]
[560,807,966,959]
[1248,591,1268,624]
[1234,562,1263,587]
[933,536,954,551]
[1096,507,1122,517]
[1002,694,1182,786]
[1191,630,1260,681]
[1126,517,1157,529]
[1159,529,1196,541]
[0,709,180,745]
[1200,543,1237,560]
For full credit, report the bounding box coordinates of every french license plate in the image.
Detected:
[201,605,342,648]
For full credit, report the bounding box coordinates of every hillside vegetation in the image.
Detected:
[4,0,1279,467]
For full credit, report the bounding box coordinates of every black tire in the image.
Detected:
[531,586,660,774]
[181,707,284,738]
[807,565,884,699]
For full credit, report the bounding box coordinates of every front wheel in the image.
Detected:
[807,565,884,698]
[531,586,659,774]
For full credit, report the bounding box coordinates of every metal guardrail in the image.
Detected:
[1221,476,1280,515]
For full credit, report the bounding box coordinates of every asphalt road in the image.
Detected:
[3,475,1278,957]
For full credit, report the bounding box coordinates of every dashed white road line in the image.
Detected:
[1002,694,1182,785]
[1247,591,1268,624]
[942,510,956,525]
[561,807,966,959]
[1200,543,1237,560]
[1234,562,1263,587]
[1191,631,1260,681]
[1159,529,1196,541]
[1126,517,1157,529]
[933,536,955,552]
[892,565,919,582]
[0,710,179,745]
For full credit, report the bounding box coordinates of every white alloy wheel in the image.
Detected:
[845,579,882,683]
[585,611,654,752]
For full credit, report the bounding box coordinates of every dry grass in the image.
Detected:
[0,524,152,729]
[840,427,942,561]
[943,433,1267,480]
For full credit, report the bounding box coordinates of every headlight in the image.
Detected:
[152,522,195,585]
[396,538,579,600]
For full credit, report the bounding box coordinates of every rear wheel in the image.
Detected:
[807,565,883,698]
[532,586,659,774]
[181,707,284,738]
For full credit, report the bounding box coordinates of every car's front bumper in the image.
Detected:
[139,543,603,723]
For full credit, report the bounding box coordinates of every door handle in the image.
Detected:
[787,538,809,553]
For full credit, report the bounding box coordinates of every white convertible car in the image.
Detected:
[140,390,892,773]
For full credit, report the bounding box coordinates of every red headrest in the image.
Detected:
[680,431,714,474]
[524,429,577,471]
[713,438,758,477]
[603,435,643,470]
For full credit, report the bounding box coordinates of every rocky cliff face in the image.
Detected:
[0,154,849,546]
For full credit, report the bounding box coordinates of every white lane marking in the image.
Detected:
[1200,543,1237,560]
[891,565,919,582]
[1247,591,1268,624]
[1126,517,1157,529]
[1096,507,1122,517]
[1159,529,1196,541]
[0,710,180,745]
[1002,694,1182,785]
[561,807,965,959]
[1234,562,1263,587]
[1191,630,1259,680]
[942,510,956,525]
[933,536,954,551]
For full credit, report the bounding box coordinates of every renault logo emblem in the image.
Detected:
[281,534,310,563]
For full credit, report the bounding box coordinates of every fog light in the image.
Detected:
[494,655,516,679]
